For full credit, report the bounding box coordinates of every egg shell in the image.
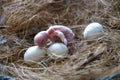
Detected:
[48,43,68,58]
[24,46,46,61]
[83,22,105,40]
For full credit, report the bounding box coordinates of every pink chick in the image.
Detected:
[47,25,75,45]
[47,25,76,54]
[34,31,49,48]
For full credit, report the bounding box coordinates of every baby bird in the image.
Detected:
[47,25,75,45]
[47,25,76,54]
[34,25,75,54]
[34,31,49,48]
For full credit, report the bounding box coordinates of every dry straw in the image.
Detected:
[0,0,120,80]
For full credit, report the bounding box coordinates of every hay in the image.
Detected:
[0,0,120,80]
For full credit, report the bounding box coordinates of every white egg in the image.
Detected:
[24,46,46,61]
[48,43,68,58]
[83,22,105,40]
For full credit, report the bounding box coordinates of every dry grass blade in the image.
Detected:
[73,44,107,70]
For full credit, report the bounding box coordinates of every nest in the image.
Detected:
[0,0,120,80]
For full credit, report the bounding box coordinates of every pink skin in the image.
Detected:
[34,25,76,54]
[47,25,75,45]
[48,29,67,45]
[34,31,49,48]
[47,25,76,54]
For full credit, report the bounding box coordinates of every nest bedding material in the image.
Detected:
[0,0,120,80]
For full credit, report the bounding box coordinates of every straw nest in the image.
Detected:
[0,0,120,80]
